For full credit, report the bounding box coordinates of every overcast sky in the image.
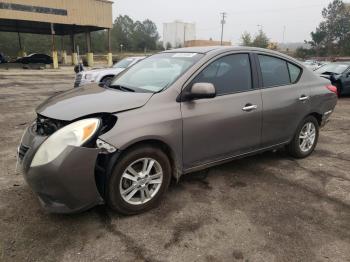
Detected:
[112,0,335,44]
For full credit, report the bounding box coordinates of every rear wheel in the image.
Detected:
[107,145,171,215]
[287,116,319,158]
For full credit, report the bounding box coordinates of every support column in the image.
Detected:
[51,25,59,69]
[71,33,78,65]
[85,31,94,67]
[17,32,26,57]
[107,29,113,67]
[60,36,67,65]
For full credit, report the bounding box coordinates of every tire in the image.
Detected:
[107,145,171,215]
[287,116,319,158]
[100,76,113,87]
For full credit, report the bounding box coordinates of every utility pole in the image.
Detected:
[282,25,286,43]
[220,12,227,46]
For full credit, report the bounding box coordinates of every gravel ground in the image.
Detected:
[0,68,349,262]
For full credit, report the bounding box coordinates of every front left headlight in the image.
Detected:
[31,118,100,167]
[84,74,95,81]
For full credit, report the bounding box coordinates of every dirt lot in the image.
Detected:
[0,68,350,262]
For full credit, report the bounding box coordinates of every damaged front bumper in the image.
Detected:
[18,124,104,214]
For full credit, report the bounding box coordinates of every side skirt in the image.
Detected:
[182,141,290,175]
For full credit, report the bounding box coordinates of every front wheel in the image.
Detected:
[107,145,171,215]
[100,76,113,87]
[287,116,319,158]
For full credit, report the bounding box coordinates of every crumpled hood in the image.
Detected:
[36,84,153,121]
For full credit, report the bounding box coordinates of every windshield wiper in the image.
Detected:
[109,85,135,92]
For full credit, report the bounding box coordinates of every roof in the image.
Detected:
[163,46,293,55]
[0,0,113,35]
[163,46,303,66]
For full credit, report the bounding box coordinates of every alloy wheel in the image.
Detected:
[299,122,316,152]
[119,158,163,205]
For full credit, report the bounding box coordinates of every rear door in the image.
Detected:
[181,53,262,169]
[255,53,309,147]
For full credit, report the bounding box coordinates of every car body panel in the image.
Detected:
[19,124,102,213]
[36,84,154,121]
[181,90,262,169]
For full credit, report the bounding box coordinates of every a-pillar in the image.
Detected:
[85,30,94,67]
[107,29,113,67]
[60,36,67,65]
[71,33,78,65]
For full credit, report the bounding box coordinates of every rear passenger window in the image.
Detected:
[258,55,290,87]
[288,63,302,83]
[192,54,252,95]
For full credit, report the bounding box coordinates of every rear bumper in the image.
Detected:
[320,110,334,127]
[19,126,103,214]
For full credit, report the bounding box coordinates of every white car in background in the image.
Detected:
[303,60,323,71]
[74,56,145,87]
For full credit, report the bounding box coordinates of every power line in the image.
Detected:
[220,12,227,45]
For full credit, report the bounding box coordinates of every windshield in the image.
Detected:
[110,53,203,93]
[113,58,136,69]
[315,63,349,75]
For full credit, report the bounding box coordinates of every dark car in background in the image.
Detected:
[18,47,337,215]
[15,53,53,64]
[314,62,350,96]
[0,52,7,64]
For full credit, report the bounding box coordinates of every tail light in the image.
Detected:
[326,84,338,96]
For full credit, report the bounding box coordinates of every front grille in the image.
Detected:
[35,115,68,136]
[18,144,29,160]
[74,73,82,87]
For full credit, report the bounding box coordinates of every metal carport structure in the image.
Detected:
[0,0,113,68]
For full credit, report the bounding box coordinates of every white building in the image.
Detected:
[163,21,196,49]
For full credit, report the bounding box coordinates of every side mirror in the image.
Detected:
[181,83,216,101]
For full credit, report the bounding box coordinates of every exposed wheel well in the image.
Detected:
[100,75,115,82]
[121,140,180,180]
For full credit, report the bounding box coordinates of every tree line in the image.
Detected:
[296,0,350,58]
[0,15,161,57]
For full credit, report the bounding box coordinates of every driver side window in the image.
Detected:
[191,54,253,95]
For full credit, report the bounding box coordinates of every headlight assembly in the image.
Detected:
[31,118,100,167]
[84,74,94,81]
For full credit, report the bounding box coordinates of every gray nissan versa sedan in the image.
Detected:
[18,46,337,215]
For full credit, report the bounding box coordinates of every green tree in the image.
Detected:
[111,15,135,51]
[131,19,159,51]
[252,30,269,48]
[241,31,252,46]
[308,0,350,56]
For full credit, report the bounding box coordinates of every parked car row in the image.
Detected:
[303,60,324,71]
[18,46,337,215]
[74,56,145,87]
[314,62,350,96]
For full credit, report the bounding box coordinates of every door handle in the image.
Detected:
[242,104,258,112]
[299,95,310,101]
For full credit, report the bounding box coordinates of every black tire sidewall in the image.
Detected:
[289,116,319,158]
[101,77,113,86]
[107,146,171,215]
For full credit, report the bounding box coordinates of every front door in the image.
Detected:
[181,53,262,170]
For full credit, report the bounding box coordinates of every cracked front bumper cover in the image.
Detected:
[19,126,104,214]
